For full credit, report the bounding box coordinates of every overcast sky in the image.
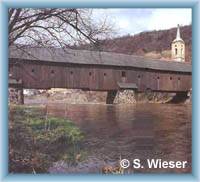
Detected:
[92,8,192,36]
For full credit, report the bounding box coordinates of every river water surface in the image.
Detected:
[44,103,191,174]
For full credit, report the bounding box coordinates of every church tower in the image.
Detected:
[171,24,185,62]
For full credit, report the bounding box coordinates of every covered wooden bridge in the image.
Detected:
[9,46,192,104]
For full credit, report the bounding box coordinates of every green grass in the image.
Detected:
[9,105,85,173]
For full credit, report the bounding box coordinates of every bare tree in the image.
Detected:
[8,8,113,49]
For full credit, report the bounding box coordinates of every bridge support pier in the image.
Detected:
[9,87,24,104]
[106,90,117,104]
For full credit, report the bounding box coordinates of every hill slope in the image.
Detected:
[76,25,192,62]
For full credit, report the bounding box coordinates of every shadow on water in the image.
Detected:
[46,103,191,174]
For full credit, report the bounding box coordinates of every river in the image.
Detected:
[44,103,191,174]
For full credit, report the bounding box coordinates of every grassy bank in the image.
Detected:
[9,105,85,173]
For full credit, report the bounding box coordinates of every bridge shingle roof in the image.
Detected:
[9,46,191,73]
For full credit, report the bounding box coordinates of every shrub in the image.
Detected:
[9,105,84,173]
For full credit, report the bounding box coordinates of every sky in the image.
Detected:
[92,8,192,36]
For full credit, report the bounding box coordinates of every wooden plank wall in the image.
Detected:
[9,62,192,92]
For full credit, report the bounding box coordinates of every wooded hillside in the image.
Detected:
[75,25,192,62]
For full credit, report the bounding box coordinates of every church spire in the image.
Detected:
[174,24,183,42]
[176,24,181,39]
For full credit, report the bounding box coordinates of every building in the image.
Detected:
[171,24,185,62]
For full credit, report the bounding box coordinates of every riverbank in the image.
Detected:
[9,105,85,173]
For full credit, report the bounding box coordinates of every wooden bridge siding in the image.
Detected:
[42,65,53,88]
[159,72,176,91]
[144,71,190,92]
[79,67,89,89]
[66,67,99,90]
[157,72,189,92]
[122,69,191,92]
[177,74,191,90]
[61,66,118,90]
[126,69,137,86]
[50,65,66,88]
[102,68,116,90]
[146,71,157,91]
[137,71,146,91]
[21,63,41,89]
[125,70,154,91]
[21,64,60,89]
[89,68,100,90]
[68,67,81,89]
[9,61,191,92]
[9,64,21,80]
[114,69,123,88]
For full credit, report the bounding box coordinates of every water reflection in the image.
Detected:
[47,103,191,173]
